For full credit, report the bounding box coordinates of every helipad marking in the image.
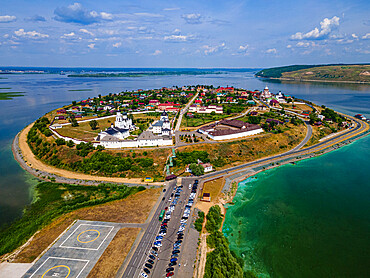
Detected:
[41,265,71,278]
[59,224,114,250]
[29,257,89,278]
[76,229,100,243]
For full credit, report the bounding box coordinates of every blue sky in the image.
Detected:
[0,0,369,67]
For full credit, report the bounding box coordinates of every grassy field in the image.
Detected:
[56,113,165,141]
[181,113,230,128]
[304,125,333,147]
[174,123,306,174]
[9,187,160,263]
[202,178,225,202]
[87,227,140,278]
[281,64,370,83]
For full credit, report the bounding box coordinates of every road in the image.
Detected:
[175,92,199,131]
[149,178,197,278]
[199,116,367,181]
[119,179,177,278]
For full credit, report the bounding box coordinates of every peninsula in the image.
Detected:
[256,64,370,83]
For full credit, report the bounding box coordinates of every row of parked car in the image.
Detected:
[141,184,184,277]
[164,180,199,277]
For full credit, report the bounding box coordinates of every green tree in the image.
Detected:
[189,163,204,176]
[89,120,98,130]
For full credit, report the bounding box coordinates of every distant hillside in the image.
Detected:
[256,64,370,83]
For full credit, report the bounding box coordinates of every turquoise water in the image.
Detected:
[223,135,370,277]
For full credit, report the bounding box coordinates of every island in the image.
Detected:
[3,84,369,278]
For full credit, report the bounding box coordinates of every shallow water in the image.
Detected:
[223,135,370,277]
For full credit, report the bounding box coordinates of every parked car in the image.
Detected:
[151,250,158,256]
[149,254,155,260]
[156,236,163,240]
[147,259,154,264]
[166,272,174,277]
[140,272,148,278]
[171,253,179,258]
[172,250,180,254]
[170,258,178,262]
[145,263,153,269]
[169,261,177,266]
[143,268,150,274]
[166,267,174,272]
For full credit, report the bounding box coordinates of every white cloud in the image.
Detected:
[100,12,113,20]
[61,32,76,38]
[287,45,292,48]
[265,48,277,54]
[54,3,113,25]
[173,29,181,35]
[163,8,180,11]
[202,42,226,55]
[0,15,16,23]
[296,42,310,47]
[79,28,94,36]
[362,33,370,39]
[152,50,162,55]
[164,34,195,42]
[14,29,49,39]
[88,43,95,49]
[164,35,188,42]
[291,16,340,40]
[113,42,122,48]
[351,33,358,39]
[236,45,249,55]
[239,45,248,51]
[182,13,202,24]
[134,13,163,18]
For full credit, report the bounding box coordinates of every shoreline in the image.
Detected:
[256,76,370,85]
[12,123,163,187]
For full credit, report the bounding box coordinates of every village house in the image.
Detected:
[189,104,223,114]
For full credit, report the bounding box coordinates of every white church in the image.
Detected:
[96,112,135,141]
[94,111,173,149]
[150,111,172,136]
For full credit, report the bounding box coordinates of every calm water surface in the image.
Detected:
[223,135,370,277]
[0,71,369,276]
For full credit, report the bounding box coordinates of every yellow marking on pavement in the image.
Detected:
[41,265,71,278]
[77,229,100,243]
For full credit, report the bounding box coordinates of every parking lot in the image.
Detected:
[137,178,199,278]
[22,220,121,278]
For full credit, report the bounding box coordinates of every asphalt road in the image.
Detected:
[149,177,197,278]
[175,92,198,131]
[199,116,366,181]
[120,178,198,278]
[120,179,177,278]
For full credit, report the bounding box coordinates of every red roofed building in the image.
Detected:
[149,100,160,105]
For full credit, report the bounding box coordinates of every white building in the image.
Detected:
[198,119,263,141]
[151,111,172,136]
[261,86,272,99]
[94,111,173,148]
[276,91,286,103]
[189,105,223,114]
[96,112,135,141]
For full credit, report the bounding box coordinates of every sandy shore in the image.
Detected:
[13,123,163,186]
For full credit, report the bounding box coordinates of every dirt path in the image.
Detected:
[16,123,162,185]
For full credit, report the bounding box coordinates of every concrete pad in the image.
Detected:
[21,220,122,278]
[0,262,33,278]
